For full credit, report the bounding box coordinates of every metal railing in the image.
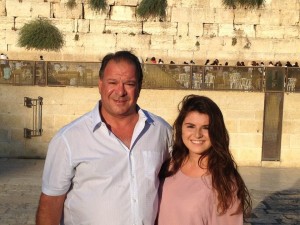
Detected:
[0,60,299,92]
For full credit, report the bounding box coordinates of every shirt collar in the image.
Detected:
[91,101,154,132]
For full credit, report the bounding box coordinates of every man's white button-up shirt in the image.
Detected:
[42,101,172,225]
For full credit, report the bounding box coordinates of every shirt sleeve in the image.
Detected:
[42,134,75,196]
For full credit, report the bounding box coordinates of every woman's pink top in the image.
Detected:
[157,170,243,225]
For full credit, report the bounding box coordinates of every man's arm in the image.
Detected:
[36,193,66,225]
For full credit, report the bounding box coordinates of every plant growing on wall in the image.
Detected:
[66,0,77,9]
[223,0,265,8]
[137,0,167,19]
[89,0,107,11]
[18,18,64,51]
[232,37,237,46]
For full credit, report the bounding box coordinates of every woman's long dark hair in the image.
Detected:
[159,95,252,217]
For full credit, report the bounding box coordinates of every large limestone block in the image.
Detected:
[167,49,197,63]
[284,26,299,38]
[177,22,188,36]
[89,19,106,33]
[170,0,210,8]
[249,38,274,53]
[234,9,260,25]
[79,33,116,48]
[219,24,235,37]
[174,36,199,51]
[6,1,32,17]
[115,0,138,6]
[51,2,81,19]
[214,8,233,24]
[84,5,108,20]
[15,17,32,30]
[64,31,80,47]
[116,33,150,49]
[149,34,173,50]
[30,2,50,18]
[110,5,136,21]
[65,5,82,19]
[76,19,90,32]
[239,120,263,133]
[269,0,299,10]
[290,134,300,149]
[280,9,299,26]
[273,52,299,62]
[171,7,205,23]
[0,17,14,30]
[188,22,203,37]
[203,23,218,38]
[221,24,256,38]
[52,18,75,32]
[259,9,281,26]
[0,0,6,16]
[255,25,285,38]
[143,22,177,35]
[4,30,18,45]
[272,39,300,54]
[105,20,142,34]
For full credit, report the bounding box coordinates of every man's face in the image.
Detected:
[98,60,140,118]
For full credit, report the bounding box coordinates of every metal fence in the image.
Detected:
[0,60,299,92]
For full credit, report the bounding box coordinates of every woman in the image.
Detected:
[157,95,252,225]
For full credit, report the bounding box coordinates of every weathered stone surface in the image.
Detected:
[84,5,109,20]
[174,36,199,51]
[1,0,300,75]
[116,33,150,50]
[110,5,136,21]
[203,23,218,38]
[52,18,75,32]
[0,17,13,30]
[6,1,32,17]
[149,34,174,50]
[89,19,106,33]
[188,22,203,37]
[30,2,50,18]
[0,0,6,16]
[171,7,205,23]
[143,22,177,36]
[115,0,139,6]
[256,25,285,39]
[76,19,90,33]
[105,20,142,34]
[4,30,18,45]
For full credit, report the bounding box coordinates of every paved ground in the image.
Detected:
[0,158,299,225]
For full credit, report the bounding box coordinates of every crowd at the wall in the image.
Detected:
[144,56,299,68]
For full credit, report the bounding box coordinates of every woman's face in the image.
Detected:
[181,111,212,159]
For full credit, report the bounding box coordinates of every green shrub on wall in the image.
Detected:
[223,0,265,8]
[89,0,107,11]
[18,18,64,51]
[137,0,167,19]
[66,0,77,9]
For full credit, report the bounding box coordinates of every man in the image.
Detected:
[36,51,172,225]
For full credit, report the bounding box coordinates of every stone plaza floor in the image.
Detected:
[0,158,299,225]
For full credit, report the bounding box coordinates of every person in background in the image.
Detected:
[36,51,172,225]
[0,53,8,77]
[157,95,252,225]
[151,57,157,64]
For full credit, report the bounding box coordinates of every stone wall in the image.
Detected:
[0,85,299,167]
[1,0,300,64]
